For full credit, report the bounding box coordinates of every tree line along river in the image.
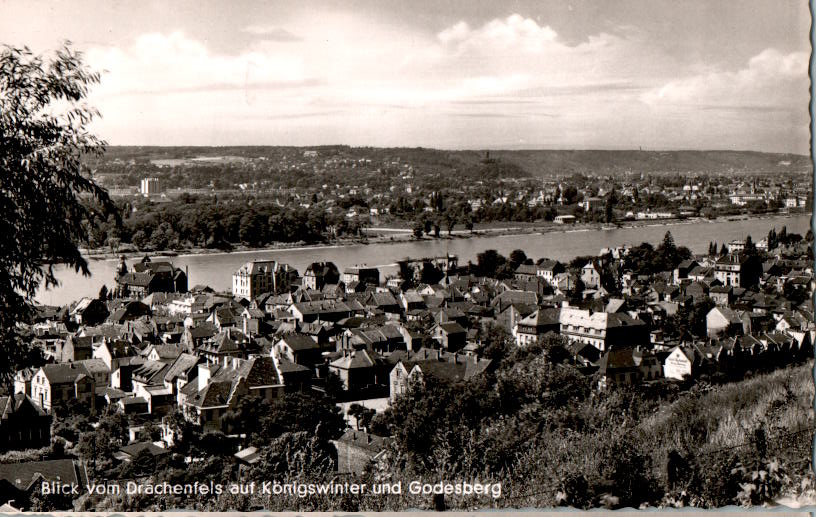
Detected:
[35,213,811,307]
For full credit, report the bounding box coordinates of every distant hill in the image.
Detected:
[446,149,812,176]
[95,146,811,178]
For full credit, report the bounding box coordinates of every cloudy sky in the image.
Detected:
[1,0,811,153]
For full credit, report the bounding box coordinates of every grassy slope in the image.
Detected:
[638,362,813,458]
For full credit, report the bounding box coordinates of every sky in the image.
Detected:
[1,0,811,153]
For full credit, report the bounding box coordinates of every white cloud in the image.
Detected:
[79,14,808,152]
[438,14,558,52]
[642,48,809,111]
[241,25,301,41]
[86,31,309,96]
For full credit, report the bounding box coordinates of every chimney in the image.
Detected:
[197,363,212,391]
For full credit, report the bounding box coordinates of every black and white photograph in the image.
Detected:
[0,0,813,512]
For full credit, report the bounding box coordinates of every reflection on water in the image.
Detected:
[36,214,811,306]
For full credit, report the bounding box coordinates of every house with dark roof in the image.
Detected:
[388,348,493,402]
[303,262,340,290]
[706,307,744,338]
[131,360,173,414]
[0,459,87,510]
[329,349,387,391]
[431,321,467,351]
[114,256,188,299]
[274,333,325,368]
[31,363,95,412]
[198,328,257,366]
[559,306,649,352]
[514,308,561,346]
[180,356,295,431]
[536,259,565,285]
[106,300,151,324]
[290,300,353,323]
[69,297,109,326]
[53,335,94,363]
[365,291,401,316]
[0,394,51,452]
[114,441,170,462]
[714,253,762,288]
[597,348,642,388]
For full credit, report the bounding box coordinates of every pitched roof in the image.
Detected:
[292,299,352,315]
[0,459,85,492]
[278,333,319,351]
[598,348,639,373]
[518,307,561,327]
[0,393,46,418]
[398,347,492,382]
[118,442,170,459]
[331,349,381,370]
[188,380,234,408]
[241,357,282,387]
[515,263,538,275]
[132,360,171,384]
[491,289,538,308]
[40,363,91,385]
[436,321,466,334]
[163,353,201,383]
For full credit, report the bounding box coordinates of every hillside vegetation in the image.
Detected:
[91,146,811,180]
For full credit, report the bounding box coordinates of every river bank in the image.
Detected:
[38,212,810,306]
[81,211,808,263]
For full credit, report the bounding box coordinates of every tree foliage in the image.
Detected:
[0,44,116,380]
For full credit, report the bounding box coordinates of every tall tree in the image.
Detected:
[0,44,116,382]
[744,235,757,255]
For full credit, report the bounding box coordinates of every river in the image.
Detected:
[35,213,811,306]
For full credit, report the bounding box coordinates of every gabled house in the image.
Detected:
[329,349,387,391]
[514,308,561,346]
[514,263,538,282]
[181,356,294,432]
[303,262,340,290]
[581,261,602,289]
[388,347,493,402]
[69,297,109,326]
[290,300,353,323]
[706,307,744,338]
[274,333,325,368]
[0,393,51,452]
[536,259,565,285]
[31,363,96,412]
[663,345,704,380]
[198,328,256,366]
[597,348,641,388]
[0,459,87,510]
[431,321,467,351]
